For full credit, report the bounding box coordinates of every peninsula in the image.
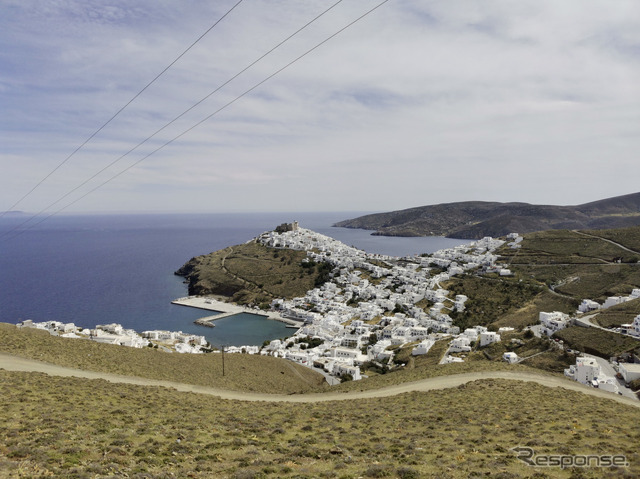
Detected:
[334,191,640,239]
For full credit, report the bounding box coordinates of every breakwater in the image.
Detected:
[172,296,304,328]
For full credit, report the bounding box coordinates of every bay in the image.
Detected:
[0,212,468,346]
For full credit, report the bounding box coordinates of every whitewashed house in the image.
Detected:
[620,314,640,338]
[578,299,600,313]
[286,350,317,365]
[565,356,620,393]
[602,296,631,309]
[332,363,362,381]
[330,347,366,364]
[564,356,601,385]
[618,363,640,383]
[479,331,501,347]
[442,355,464,364]
[503,352,518,363]
[449,337,472,353]
[539,311,571,336]
[412,338,435,356]
[454,295,468,312]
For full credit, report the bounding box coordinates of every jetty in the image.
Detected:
[172,296,304,328]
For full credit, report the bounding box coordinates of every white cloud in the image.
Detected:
[1,0,639,214]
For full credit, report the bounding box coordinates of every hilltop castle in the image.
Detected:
[275,221,299,233]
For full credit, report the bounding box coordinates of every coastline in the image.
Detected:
[172,296,304,328]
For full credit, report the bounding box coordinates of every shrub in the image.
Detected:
[363,464,393,477]
[397,466,420,479]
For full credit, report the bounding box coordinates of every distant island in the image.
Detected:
[334,192,640,239]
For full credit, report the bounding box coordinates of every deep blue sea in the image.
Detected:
[0,212,468,347]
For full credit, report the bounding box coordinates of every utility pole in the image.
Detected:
[221,345,225,377]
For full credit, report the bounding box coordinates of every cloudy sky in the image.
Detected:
[1,0,639,215]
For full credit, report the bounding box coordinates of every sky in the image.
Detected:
[1,0,639,215]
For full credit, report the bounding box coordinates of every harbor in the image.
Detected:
[171,296,304,329]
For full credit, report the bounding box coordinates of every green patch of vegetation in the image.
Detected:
[465,331,576,373]
[293,335,324,350]
[391,341,420,365]
[367,259,392,269]
[500,227,640,302]
[500,229,640,264]
[445,274,542,330]
[522,350,578,373]
[492,289,578,330]
[581,225,640,255]
[553,326,640,358]
[513,263,640,301]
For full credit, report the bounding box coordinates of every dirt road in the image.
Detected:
[1,352,638,407]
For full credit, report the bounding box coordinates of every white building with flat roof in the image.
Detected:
[503,352,518,364]
[479,331,501,347]
[539,311,571,336]
[620,314,640,338]
[565,356,600,385]
[618,362,640,383]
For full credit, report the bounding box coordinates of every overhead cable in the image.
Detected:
[0,0,244,218]
[3,0,391,240]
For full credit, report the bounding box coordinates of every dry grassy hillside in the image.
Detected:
[1,370,638,478]
[0,324,324,394]
[175,240,331,307]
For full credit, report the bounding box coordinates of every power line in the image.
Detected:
[0,0,244,218]
[3,0,344,237]
[1,0,345,240]
[3,0,392,240]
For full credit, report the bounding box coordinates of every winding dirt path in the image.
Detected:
[573,230,640,255]
[1,352,638,407]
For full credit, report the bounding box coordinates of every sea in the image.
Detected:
[0,212,469,347]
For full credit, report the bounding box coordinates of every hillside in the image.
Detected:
[2,366,639,478]
[499,227,640,301]
[175,239,331,307]
[0,323,325,394]
[1,324,639,479]
[334,192,640,239]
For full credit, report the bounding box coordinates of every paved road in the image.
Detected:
[574,313,602,329]
[575,312,639,339]
[1,352,638,407]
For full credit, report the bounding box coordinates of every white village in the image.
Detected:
[18,223,640,397]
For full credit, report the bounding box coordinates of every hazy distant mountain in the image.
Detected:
[334,192,640,239]
[0,211,26,216]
